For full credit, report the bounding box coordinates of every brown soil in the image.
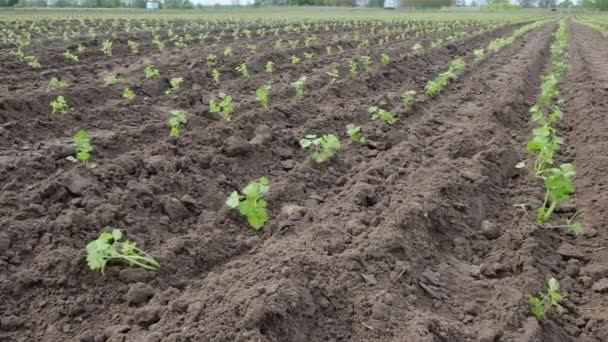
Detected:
[1,18,607,342]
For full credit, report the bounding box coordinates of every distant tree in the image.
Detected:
[519,0,537,7]
[54,0,69,6]
[558,0,573,7]
[133,0,145,7]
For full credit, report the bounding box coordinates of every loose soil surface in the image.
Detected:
[1,18,607,342]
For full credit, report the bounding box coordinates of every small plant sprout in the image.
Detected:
[348,60,358,78]
[226,177,271,230]
[346,124,366,144]
[536,163,576,224]
[291,77,306,97]
[256,85,271,109]
[380,53,390,65]
[211,69,220,84]
[210,93,235,121]
[411,43,424,55]
[167,110,188,138]
[265,61,274,73]
[235,63,249,79]
[101,39,113,57]
[127,40,140,55]
[304,52,314,60]
[73,129,94,164]
[64,50,79,62]
[546,213,585,237]
[206,53,217,67]
[145,65,160,79]
[103,73,122,86]
[290,55,301,65]
[360,56,372,72]
[49,77,69,90]
[368,106,397,125]
[25,56,41,69]
[529,277,565,320]
[299,134,341,164]
[50,95,69,115]
[77,44,87,53]
[86,228,160,274]
[402,90,416,109]
[223,46,233,57]
[166,77,184,94]
[474,48,486,61]
[123,87,136,102]
[327,69,339,85]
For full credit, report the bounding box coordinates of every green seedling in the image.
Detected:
[299,134,341,164]
[210,93,234,121]
[247,44,257,54]
[206,53,217,67]
[474,48,485,61]
[145,65,160,79]
[539,74,559,106]
[425,58,466,96]
[226,177,271,230]
[73,129,94,164]
[529,277,565,320]
[526,124,563,175]
[49,77,69,90]
[348,60,358,78]
[166,77,184,94]
[152,36,164,52]
[536,163,575,224]
[368,106,397,125]
[101,39,112,57]
[77,44,87,53]
[103,73,122,86]
[223,46,233,57]
[127,40,140,55]
[327,69,339,85]
[212,69,220,84]
[123,87,135,101]
[64,50,79,62]
[546,213,585,237]
[325,46,333,55]
[50,95,69,115]
[265,61,274,73]
[380,53,390,65]
[25,56,41,69]
[291,77,306,97]
[304,52,314,60]
[86,228,160,274]
[167,110,188,138]
[411,43,424,55]
[235,63,249,79]
[360,56,372,72]
[346,124,366,144]
[290,55,301,65]
[256,85,271,109]
[402,90,416,109]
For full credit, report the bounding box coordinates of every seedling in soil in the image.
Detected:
[64,50,79,62]
[145,65,160,79]
[325,46,332,55]
[546,213,585,237]
[265,61,274,73]
[210,93,234,121]
[49,77,69,90]
[425,58,466,96]
[291,77,306,97]
[411,43,424,55]
[73,129,94,164]
[235,63,249,79]
[299,134,341,164]
[346,124,366,144]
[212,69,220,84]
[348,60,358,78]
[290,55,301,65]
[123,87,136,102]
[152,35,164,52]
[536,163,576,224]
[539,74,559,106]
[474,48,486,61]
[167,110,188,138]
[25,56,41,69]
[86,228,160,274]
[256,85,271,109]
[206,53,217,67]
[529,277,565,320]
[50,95,69,115]
[103,73,122,87]
[223,46,233,57]
[380,53,390,65]
[526,124,563,174]
[247,44,257,54]
[304,52,314,60]
[166,77,184,94]
[368,106,397,125]
[402,90,416,109]
[127,40,140,55]
[77,44,87,53]
[101,39,113,57]
[226,177,271,230]
[360,56,372,72]
[327,69,339,85]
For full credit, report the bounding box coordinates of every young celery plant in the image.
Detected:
[167,110,188,138]
[346,124,366,144]
[226,177,271,230]
[529,277,565,320]
[86,228,160,274]
[210,93,234,121]
[299,134,341,164]
[536,163,576,224]
[256,85,271,109]
[291,77,306,97]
